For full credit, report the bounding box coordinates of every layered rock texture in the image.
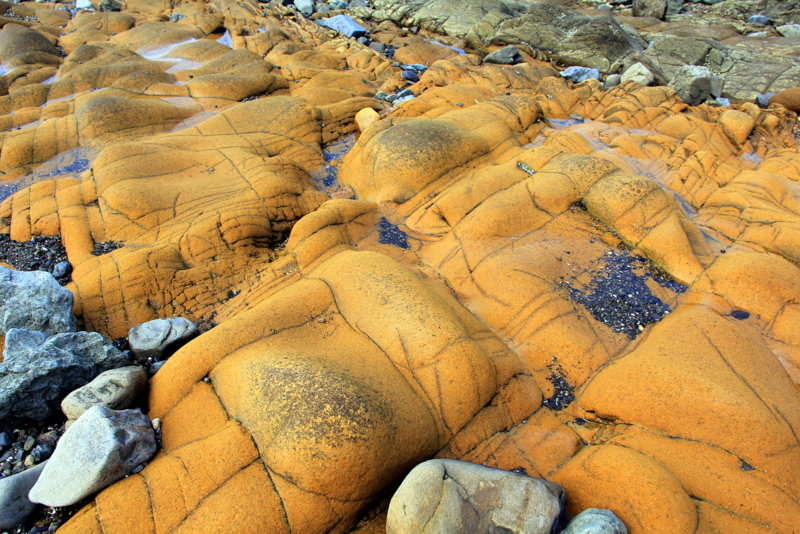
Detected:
[0,0,799,532]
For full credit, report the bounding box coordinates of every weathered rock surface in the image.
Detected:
[29,406,156,507]
[0,460,46,532]
[128,317,199,360]
[0,329,127,424]
[61,366,148,420]
[0,0,797,533]
[560,508,627,534]
[0,266,76,336]
[386,459,564,534]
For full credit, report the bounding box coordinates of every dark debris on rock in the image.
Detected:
[90,242,124,256]
[0,235,71,285]
[568,249,687,339]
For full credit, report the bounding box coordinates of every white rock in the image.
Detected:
[61,366,148,420]
[76,0,94,9]
[29,407,156,507]
[621,62,654,86]
[560,508,627,533]
[128,317,198,360]
[387,459,564,534]
[777,24,800,38]
[0,461,47,532]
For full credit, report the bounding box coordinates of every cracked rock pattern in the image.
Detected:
[0,0,797,533]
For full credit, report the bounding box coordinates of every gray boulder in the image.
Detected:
[605,74,622,88]
[633,0,667,19]
[666,0,683,16]
[777,24,800,37]
[621,62,654,85]
[561,66,602,83]
[61,366,149,421]
[317,14,368,38]
[0,461,47,532]
[748,14,769,25]
[28,407,156,507]
[128,317,198,360]
[98,0,121,11]
[560,508,627,534]
[0,265,76,336]
[295,0,314,15]
[487,4,644,73]
[0,329,128,425]
[386,459,564,534]
[669,65,722,105]
[483,45,523,65]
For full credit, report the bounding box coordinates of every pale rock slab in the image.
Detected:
[386,459,564,534]
[128,317,198,360]
[29,407,156,507]
[61,366,149,420]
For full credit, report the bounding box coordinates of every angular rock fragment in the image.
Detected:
[669,65,722,105]
[633,0,667,19]
[562,66,602,83]
[128,317,199,360]
[0,266,76,336]
[386,459,564,534]
[483,45,523,65]
[317,15,367,38]
[29,407,156,507]
[0,329,128,424]
[61,366,149,421]
[0,461,47,532]
[621,63,653,86]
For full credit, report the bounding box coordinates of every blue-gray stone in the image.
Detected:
[0,461,47,532]
[169,13,186,22]
[397,89,414,98]
[0,329,128,425]
[0,266,76,336]
[561,66,602,83]
[757,92,776,108]
[0,433,11,448]
[484,45,523,65]
[749,14,769,25]
[51,261,71,279]
[128,317,199,360]
[402,64,427,73]
[401,70,419,82]
[317,14,366,38]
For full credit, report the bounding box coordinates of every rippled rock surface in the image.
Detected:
[0,0,799,532]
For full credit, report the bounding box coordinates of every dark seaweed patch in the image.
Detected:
[740,459,755,471]
[378,218,409,249]
[730,309,750,320]
[90,241,124,256]
[568,249,686,339]
[542,361,575,411]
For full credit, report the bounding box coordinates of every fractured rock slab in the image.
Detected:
[0,266,76,336]
[29,406,156,507]
[0,329,128,424]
